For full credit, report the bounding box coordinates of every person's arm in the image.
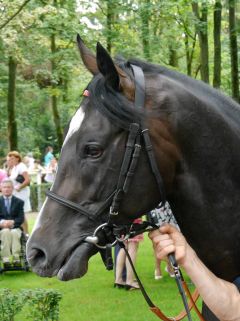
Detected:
[15,169,30,191]
[0,209,14,228]
[149,224,240,321]
[18,171,30,189]
[0,205,7,228]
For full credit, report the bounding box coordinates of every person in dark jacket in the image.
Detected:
[0,178,24,268]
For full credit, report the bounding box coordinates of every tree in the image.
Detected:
[0,0,82,156]
[0,0,31,30]
[229,0,239,102]
[192,1,210,83]
[7,56,18,150]
[213,0,222,88]
[139,0,151,60]
[50,32,63,148]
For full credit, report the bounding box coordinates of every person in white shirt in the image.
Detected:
[7,151,31,234]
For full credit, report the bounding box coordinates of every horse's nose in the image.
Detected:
[27,247,47,270]
[27,239,59,277]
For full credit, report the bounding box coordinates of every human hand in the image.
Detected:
[5,220,14,228]
[1,220,14,228]
[149,224,189,266]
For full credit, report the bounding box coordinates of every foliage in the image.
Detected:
[0,288,24,321]
[0,0,239,155]
[0,0,86,156]
[0,288,61,321]
[22,289,62,321]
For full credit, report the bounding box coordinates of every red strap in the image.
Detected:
[150,285,206,321]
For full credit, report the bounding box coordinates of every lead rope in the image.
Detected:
[119,240,205,321]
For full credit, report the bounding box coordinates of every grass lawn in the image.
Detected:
[1,215,202,321]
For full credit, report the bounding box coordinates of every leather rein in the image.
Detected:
[46,65,205,321]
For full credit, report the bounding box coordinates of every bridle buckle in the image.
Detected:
[110,206,118,216]
[85,223,117,249]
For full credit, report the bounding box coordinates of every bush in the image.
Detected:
[22,289,62,321]
[0,288,24,321]
[0,288,62,321]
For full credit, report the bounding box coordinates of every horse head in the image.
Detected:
[27,36,179,281]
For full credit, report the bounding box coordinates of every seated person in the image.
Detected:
[0,178,24,268]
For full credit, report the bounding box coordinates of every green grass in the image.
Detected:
[1,216,202,321]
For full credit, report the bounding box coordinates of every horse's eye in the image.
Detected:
[84,144,103,158]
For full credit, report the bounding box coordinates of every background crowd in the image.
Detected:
[0,146,58,269]
[0,146,58,231]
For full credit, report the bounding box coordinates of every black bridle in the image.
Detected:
[46,64,166,244]
[46,65,198,321]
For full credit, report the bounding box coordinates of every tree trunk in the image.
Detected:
[50,33,63,148]
[184,33,192,76]
[192,1,209,83]
[140,0,151,60]
[169,44,178,68]
[229,0,239,102]
[7,56,18,150]
[184,32,197,77]
[106,0,115,54]
[213,0,222,88]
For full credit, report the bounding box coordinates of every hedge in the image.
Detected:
[30,183,51,212]
[0,288,62,321]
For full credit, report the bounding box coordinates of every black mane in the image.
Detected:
[88,57,240,131]
[129,58,240,127]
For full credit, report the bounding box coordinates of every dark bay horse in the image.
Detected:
[27,36,240,317]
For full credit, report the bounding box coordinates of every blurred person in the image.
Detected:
[7,151,31,234]
[44,146,54,167]
[114,218,143,290]
[0,169,7,191]
[4,155,13,177]
[31,159,45,184]
[26,152,35,170]
[0,179,24,268]
[44,157,58,184]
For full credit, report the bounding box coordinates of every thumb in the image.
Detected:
[159,224,178,235]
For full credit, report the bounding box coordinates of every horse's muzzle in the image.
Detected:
[27,238,98,281]
[27,246,56,277]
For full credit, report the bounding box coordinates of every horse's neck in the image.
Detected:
[151,74,240,206]
[152,78,240,281]
[161,90,240,219]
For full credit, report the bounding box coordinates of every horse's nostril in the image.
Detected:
[28,248,47,266]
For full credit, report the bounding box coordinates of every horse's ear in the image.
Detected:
[77,34,99,75]
[96,42,135,100]
[96,42,120,90]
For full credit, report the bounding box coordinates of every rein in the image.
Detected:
[120,240,204,321]
[46,64,205,321]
